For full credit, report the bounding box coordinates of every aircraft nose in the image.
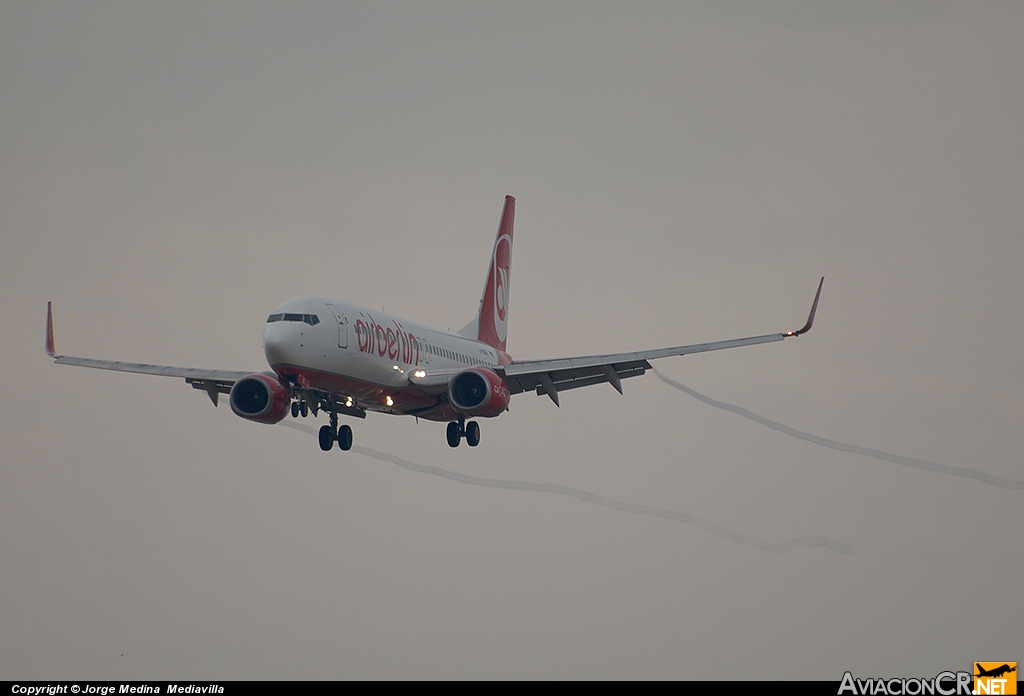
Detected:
[263,325,291,368]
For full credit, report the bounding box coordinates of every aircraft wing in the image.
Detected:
[498,277,823,406]
[51,355,251,383]
[46,302,254,405]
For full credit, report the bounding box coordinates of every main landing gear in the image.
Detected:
[318,410,353,452]
[446,416,480,448]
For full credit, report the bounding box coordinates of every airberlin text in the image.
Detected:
[355,314,421,366]
[838,672,973,696]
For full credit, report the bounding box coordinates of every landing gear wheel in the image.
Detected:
[446,421,462,448]
[291,401,300,418]
[318,425,334,451]
[337,424,353,451]
[300,401,309,418]
[465,421,480,447]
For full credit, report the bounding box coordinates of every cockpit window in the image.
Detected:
[267,313,319,325]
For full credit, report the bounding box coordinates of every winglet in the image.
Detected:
[46,301,56,357]
[786,277,824,337]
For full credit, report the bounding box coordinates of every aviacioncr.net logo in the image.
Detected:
[838,671,974,696]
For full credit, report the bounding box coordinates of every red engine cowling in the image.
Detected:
[448,368,511,418]
[229,372,292,424]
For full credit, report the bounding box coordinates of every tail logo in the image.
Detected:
[493,233,512,342]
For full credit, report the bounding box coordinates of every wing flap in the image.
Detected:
[501,360,650,404]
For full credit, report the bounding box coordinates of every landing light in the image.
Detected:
[413,369,426,378]
[385,395,394,407]
[345,396,353,407]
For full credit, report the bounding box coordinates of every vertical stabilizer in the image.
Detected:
[458,196,515,352]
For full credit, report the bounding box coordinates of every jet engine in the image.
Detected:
[229,372,292,424]
[448,367,510,418]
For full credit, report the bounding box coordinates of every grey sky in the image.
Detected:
[2,2,1022,679]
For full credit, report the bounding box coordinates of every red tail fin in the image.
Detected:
[461,196,515,352]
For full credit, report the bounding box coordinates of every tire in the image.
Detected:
[465,421,480,447]
[291,401,300,418]
[337,424,353,451]
[318,424,334,451]
[300,402,309,418]
[446,421,462,448]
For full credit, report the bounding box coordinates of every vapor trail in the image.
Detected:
[279,420,850,554]
[653,369,1024,490]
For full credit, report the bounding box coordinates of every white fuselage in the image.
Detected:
[263,297,504,420]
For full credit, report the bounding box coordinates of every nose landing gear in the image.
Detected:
[317,409,354,452]
[446,416,480,448]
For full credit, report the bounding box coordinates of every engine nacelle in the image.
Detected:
[229,372,292,424]
[448,367,511,418]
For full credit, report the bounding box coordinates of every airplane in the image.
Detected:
[46,195,824,451]
[975,664,1016,679]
